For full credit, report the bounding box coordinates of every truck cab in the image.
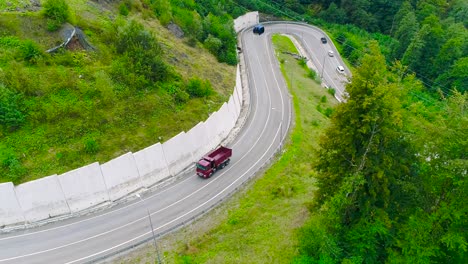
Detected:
[197,159,214,178]
[196,159,213,177]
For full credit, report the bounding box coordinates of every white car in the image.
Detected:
[336,65,345,74]
[328,50,334,57]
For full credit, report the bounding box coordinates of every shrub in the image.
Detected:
[204,34,222,54]
[327,88,336,96]
[298,57,307,67]
[307,69,317,80]
[115,20,160,54]
[186,78,213,98]
[223,50,238,65]
[43,0,70,30]
[19,40,42,64]
[119,3,130,16]
[149,0,172,26]
[83,137,99,154]
[0,150,26,184]
[113,21,169,88]
[0,85,25,130]
[324,107,333,117]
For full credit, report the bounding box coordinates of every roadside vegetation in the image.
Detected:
[0,0,238,184]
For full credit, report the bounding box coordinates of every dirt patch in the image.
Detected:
[66,36,84,51]
[1,0,41,12]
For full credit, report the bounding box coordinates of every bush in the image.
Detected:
[116,20,160,54]
[83,137,99,154]
[324,107,333,117]
[19,40,42,64]
[307,69,317,80]
[119,3,130,16]
[113,21,169,88]
[43,0,70,30]
[0,85,25,130]
[204,34,222,54]
[186,78,213,98]
[0,150,26,184]
[298,57,307,67]
[149,0,172,26]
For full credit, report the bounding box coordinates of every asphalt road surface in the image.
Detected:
[0,22,348,263]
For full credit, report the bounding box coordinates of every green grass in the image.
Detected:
[0,3,235,184]
[116,34,338,263]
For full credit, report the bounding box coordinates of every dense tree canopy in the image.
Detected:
[235,0,468,94]
[296,40,466,263]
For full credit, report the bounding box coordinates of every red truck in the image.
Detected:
[196,146,232,178]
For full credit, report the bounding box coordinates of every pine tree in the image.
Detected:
[313,41,420,262]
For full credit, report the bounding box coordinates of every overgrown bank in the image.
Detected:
[0,0,238,184]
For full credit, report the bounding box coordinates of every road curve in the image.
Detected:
[0,23,346,263]
[264,22,350,101]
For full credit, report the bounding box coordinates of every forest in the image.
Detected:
[236,0,467,96]
[231,0,467,262]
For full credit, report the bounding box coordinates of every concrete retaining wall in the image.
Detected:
[101,153,142,201]
[162,132,194,176]
[218,103,233,140]
[234,11,259,33]
[0,182,24,226]
[133,143,170,187]
[230,98,239,124]
[15,175,70,223]
[58,162,110,213]
[186,122,211,164]
[204,111,223,151]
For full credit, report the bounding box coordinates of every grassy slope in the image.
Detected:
[115,34,338,263]
[0,1,235,183]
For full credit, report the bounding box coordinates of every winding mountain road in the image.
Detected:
[0,23,347,263]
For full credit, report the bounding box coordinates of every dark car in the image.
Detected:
[320,37,327,43]
[253,24,265,35]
